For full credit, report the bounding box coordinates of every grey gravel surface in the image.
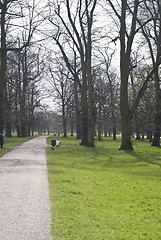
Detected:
[0,136,51,240]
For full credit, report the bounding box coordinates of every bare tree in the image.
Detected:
[98,48,119,140]
[47,0,97,146]
[106,0,161,149]
[138,0,161,146]
[48,59,73,137]
[0,0,45,135]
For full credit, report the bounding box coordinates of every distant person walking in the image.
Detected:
[0,133,3,149]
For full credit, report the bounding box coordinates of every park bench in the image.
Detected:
[51,139,61,148]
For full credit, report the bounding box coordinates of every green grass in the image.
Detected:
[47,136,161,239]
[0,135,36,157]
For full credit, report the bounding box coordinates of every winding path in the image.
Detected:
[0,136,51,240]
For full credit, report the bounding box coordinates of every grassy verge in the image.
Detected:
[0,135,36,157]
[47,136,161,239]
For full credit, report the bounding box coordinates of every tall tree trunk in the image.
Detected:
[6,120,12,137]
[98,127,102,141]
[86,5,96,147]
[136,131,141,141]
[152,70,161,146]
[16,120,21,137]
[135,123,141,140]
[119,107,133,150]
[97,100,102,141]
[80,84,88,145]
[70,111,74,136]
[62,102,67,137]
[113,126,116,140]
[119,47,133,150]
[74,80,81,139]
[31,113,34,136]
[80,67,88,146]
[141,133,144,141]
[20,47,28,137]
[119,0,135,150]
[0,3,7,133]
[15,61,21,137]
[147,130,153,142]
[5,71,14,137]
[104,120,108,137]
[5,102,12,137]
[152,1,161,146]
[87,78,95,147]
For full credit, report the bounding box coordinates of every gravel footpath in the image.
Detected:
[0,136,51,240]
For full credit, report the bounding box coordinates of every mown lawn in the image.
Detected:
[0,135,36,157]
[47,136,161,240]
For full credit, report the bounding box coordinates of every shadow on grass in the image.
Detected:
[47,146,161,179]
[122,149,161,178]
[125,149,161,167]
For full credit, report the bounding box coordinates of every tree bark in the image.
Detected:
[86,1,96,147]
[119,107,133,150]
[80,81,88,146]
[119,0,133,150]
[151,1,161,146]
[119,0,139,150]
[74,80,82,139]
[113,126,116,140]
[62,101,67,137]
[87,73,95,147]
[0,3,7,133]
[152,69,161,146]
[97,100,102,141]
[20,48,28,137]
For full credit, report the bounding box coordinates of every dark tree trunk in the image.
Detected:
[98,126,102,141]
[119,78,133,149]
[0,3,7,134]
[87,82,95,147]
[119,109,133,150]
[86,17,95,148]
[74,80,81,139]
[31,112,34,136]
[80,79,88,146]
[119,0,133,150]
[147,131,153,142]
[20,47,28,137]
[6,120,12,137]
[104,126,107,137]
[97,100,102,141]
[0,96,4,133]
[136,131,140,140]
[152,131,160,146]
[21,120,27,137]
[152,70,161,146]
[5,86,12,137]
[113,126,116,140]
[80,113,88,145]
[152,112,161,146]
[71,117,74,136]
[16,122,21,137]
[141,133,144,141]
[118,0,140,150]
[62,104,67,138]
[98,132,101,141]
